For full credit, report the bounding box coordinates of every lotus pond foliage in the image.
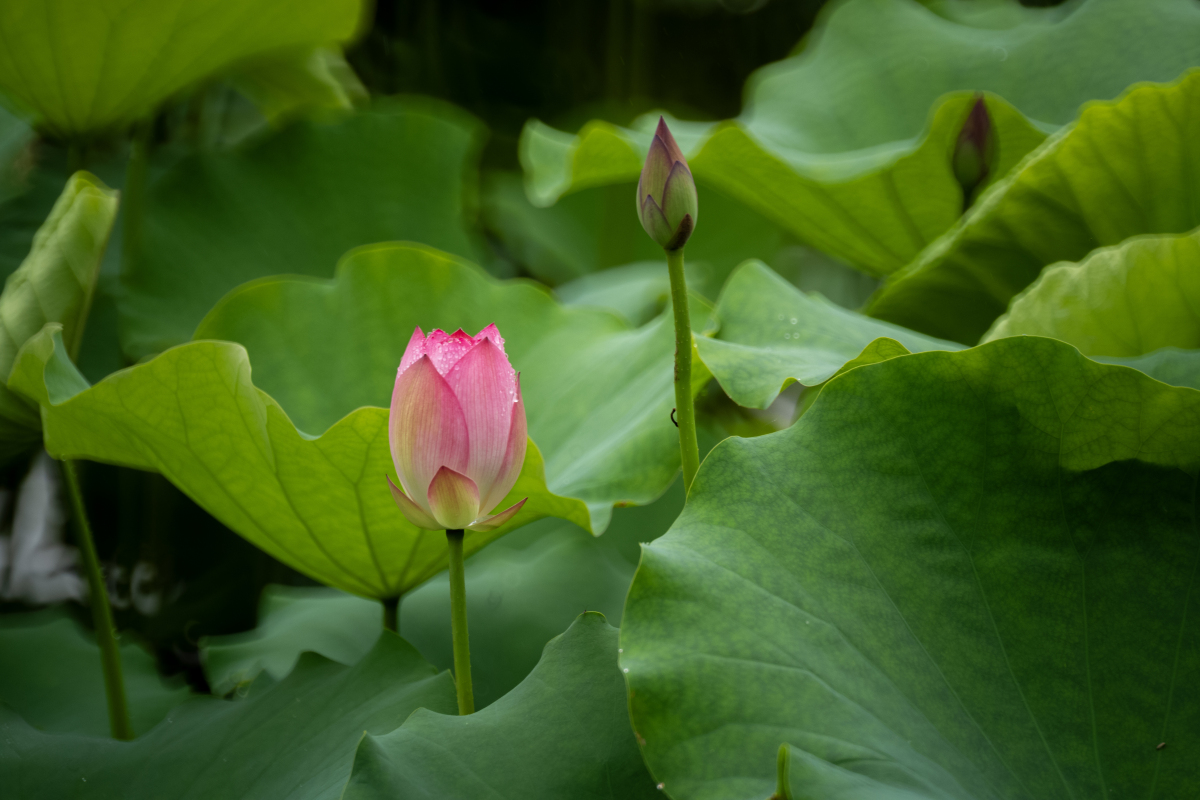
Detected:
[0,1,1197,799]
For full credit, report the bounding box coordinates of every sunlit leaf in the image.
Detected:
[343,613,658,799]
[0,609,189,738]
[0,171,117,464]
[194,242,711,532]
[0,633,455,800]
[870,69,1200,343]
[622,336,1200,800]
[11,245,705,597]
[0,0,367,138]
[7,323,584,600]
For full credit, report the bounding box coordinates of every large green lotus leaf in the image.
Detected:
[870,69,1200,344]
[120,98,484,360]
[484,171,794,293]
[697,261,964,408]
[7,323,588,600]
[0,171,117,465]
[193,242,712,532]
[0,0,366,138]
[620,336,1200,800]
[0,609,189,738]
[343,612,658,799]
[984,228,1200,355]
[0,633,456,800]
[521,0,1200,275]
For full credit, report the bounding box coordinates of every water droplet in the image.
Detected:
[623,668,630,674]
[657,783,665,791]
[790,318,798,324]
[994,46,1008,61]
[783,333,790,340]
[618,648,623,653]
[777,314,784,321]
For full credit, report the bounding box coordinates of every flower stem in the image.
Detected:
[445,529,474,715]
[62,459,133,741]
[666,246,700,493]
[381,596,400,633]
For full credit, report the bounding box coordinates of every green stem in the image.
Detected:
[445,529,474,715]
[381,595,400,633]
[666,247,700,493]
[62,460,133,741]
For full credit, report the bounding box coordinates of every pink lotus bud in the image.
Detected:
[388,324,528,532]
[637,117,698,251]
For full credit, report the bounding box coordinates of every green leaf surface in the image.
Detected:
[194,242,711,533]
[0,633,456,800]
[520,0,1200,275]
[621,336,1200,800]
[697,261,963,408]
[0,609,189,738]
[984,228,1200,355]
[0,171,117,464]
[120,98,484,360]
[343,612,659,799]
[7,322,583,600]
[484,171,794,293]
[0,0,366,138]
[870,69,1200,344]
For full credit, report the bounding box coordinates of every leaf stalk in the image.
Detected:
[666,247,700,492]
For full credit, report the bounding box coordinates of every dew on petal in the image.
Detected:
[425,329,479,375]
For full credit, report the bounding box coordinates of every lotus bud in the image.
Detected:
[388,324,528,532]
[953,95,997,208]
[637,117,698,251]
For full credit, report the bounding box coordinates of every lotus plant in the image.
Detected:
[387,323,528,715]
[637,118,701,492]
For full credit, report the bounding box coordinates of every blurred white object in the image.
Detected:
[0,451,84,604]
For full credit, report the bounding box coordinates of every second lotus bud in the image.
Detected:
[388,324,528,532]
[953,94,997,208]
[637,117,698,251]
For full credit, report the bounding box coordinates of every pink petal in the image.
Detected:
[467,497,527,533]
[389,355,470,513]
[427,466,481,530]
[473,323,506,355]
[425,328,479,375]
[398,326,427,376]
[444,337,517,502]
[387,475,441,530]
[480,373,527,515]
